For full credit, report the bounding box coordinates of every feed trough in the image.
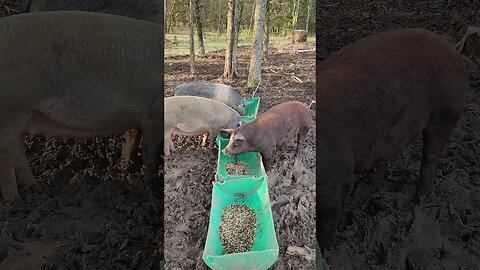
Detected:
[202,98,279,270]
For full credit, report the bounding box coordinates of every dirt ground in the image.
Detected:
[0,2,162,269]
[164,42,316,269]
[318,1,480,269]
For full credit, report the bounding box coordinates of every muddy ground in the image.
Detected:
[0,2,162,269]
[318,1,480,269]
[164,42,316,269]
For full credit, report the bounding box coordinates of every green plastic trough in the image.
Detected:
[243,97,260,119]
[202,97,280,269]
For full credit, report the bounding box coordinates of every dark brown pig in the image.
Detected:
[315,28,468,252]
[20,0,163,170]
[0,11,163,201]
[221,101,313,170]
[21,0,162,24]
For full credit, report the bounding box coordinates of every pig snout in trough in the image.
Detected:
[173,82,249,148]
[164,96,244,156]
[221,101,313,171]
[21,0,163,171]
[21,0,162,24]
[0,11,164,201]
[316,28,468,252]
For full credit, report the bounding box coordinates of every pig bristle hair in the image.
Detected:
[165,96,241,115]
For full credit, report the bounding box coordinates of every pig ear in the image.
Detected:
[221,128,235,134]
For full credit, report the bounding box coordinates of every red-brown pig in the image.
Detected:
[221,101,313,171]
[316,28,468,252]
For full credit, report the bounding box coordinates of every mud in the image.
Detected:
[318,1,480,269]
[164,41,316,269]
[0,3,162,269]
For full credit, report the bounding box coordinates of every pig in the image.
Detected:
[0,11,164,201]
[20,0,163,171]
[315,28,468,252]
[221,101,313,171]
[173,83,248,115]
[164,96,244,156]
[20,0,162,24]
[173,82,249,148]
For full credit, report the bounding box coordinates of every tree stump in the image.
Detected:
[292,30,307,44]
[456,26,480,63]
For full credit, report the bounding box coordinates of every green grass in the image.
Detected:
[165,29,316,57]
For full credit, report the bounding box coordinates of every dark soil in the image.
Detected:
[164,41,316,269]
[0,3,162,269]
[318,1,480,269]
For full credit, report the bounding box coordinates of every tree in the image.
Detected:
[188,0,196,74]
[194,0,205,54]
[248,0,256,35]
[247,0,267,88]
[305,0,312,33]
[291,0,300,32]
[223,0,240,79]
[166,0,177,33]
[263,0,271,58]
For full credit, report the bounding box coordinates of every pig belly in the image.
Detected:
[24,111,136,138]
[171,123,207,137]
[353,113,430,172]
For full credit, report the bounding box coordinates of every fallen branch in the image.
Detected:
[291,75,303,83]
[297,49,316,53]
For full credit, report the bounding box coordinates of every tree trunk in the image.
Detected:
[189,0,196,74]
[248,0,256,35]
[305,0,312,33]
[263,0,270,58]
[194,0,205,54]
[217,0,224,35]
[291,0,300,41]
[164,0,167,34]
[223,0,240,79]
[167,0,177,33]
[247,0,267,88]
[238,0,244,35]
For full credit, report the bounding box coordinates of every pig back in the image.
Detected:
[248,101,312,141]
[22,0,163,24]
[0,11,163,129]
[173,83,245,114]
[316,28,467,170]
[164,96,242,130]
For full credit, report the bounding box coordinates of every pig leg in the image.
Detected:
[260,150,274,171]
[201,133,208,147]
[14,136,39,192]
[317,147,355,252]
[120,128,143,170]
[0,119,28,201]
[164,129,175,156]
[415,110,460,201]
[208,130,218,150]
[294,126,310,158]
[142,121,163,196]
